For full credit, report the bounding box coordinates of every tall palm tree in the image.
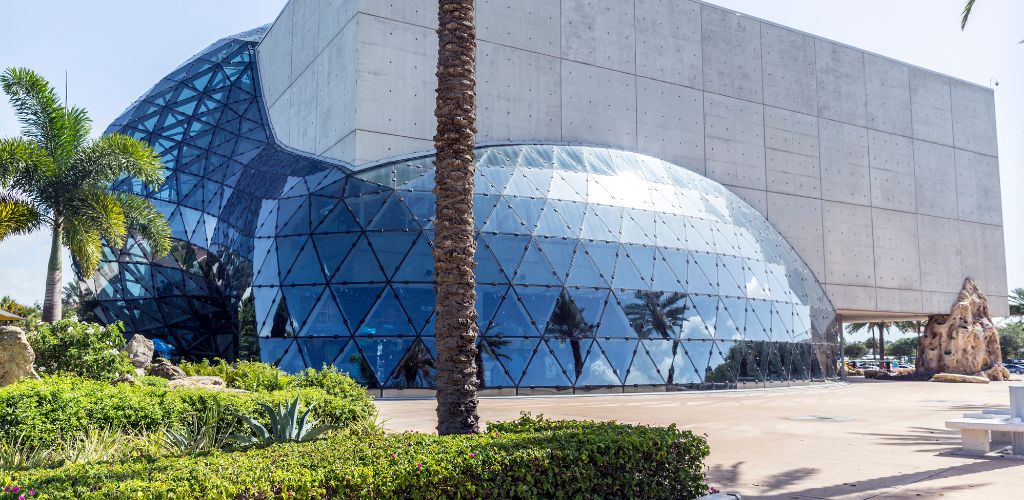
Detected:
[845,322,892,364]
[432,0,480,435]
[0,68,170,322]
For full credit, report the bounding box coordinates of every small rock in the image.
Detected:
[930,372,990,384]
[135,367,146,377]
[112,373,138,385]
[168,375,226,390]
[122,334,155,369]
[149,358,186,380]
[0,325,40,387]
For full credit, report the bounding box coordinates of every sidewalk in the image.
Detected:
[376,378,1024,499]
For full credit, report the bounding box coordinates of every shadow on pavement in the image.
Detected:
[709,456,1018,499]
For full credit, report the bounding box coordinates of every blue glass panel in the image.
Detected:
[333,236,385,283]
[333,341,377,387]
[367,232,418,279]
[520,341,572,387]
[391,236,434,282]
[331,284,384,330]
[388,340,435,389]
[357,338,413,387]
[514,287,561,331]
[514,240,559,286]
[597,339,637,384]
[359,287,414,336]
[478,336,516,388]
[394,284,434,333]
[687,252,718,295]
[625,344,663,385]
[297,338,345,370]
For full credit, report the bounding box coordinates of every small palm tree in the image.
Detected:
[845,322,892,364]
[432,0,480,435]
[0,68,170,322]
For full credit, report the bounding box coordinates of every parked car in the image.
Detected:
[1004,364,1024,374]
[859,364,881,370]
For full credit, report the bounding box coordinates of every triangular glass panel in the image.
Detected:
[331,284,384,330]
[282,286,323,332]
[519,340,572,388]
[491,337,540,385]
[565,243,608,288]
[475,285,507,331]
[575,342,621,387]
[369,194,418,231]
[597,300,638,338]
[366,232,418,279]
[312,233,359,281]
[277,341,306,372]
[624,343,664,385]
[391,236,434,283]
[474,239,508,284]
[297,338,345,371]
[359,287,415,336]
[513,240,559,286]
[547,337,593,385]
[717,298,747,341]
[387,339,436,389]
[299,291,348,337]
[480,234,529,280]
[333,236,385,283]
[514,287,561,332]
[356,337,413,388]
[687,252,718,295]
[283,240,326,285]
[477,336,517,389]
[597,339,638,384]
[394,284,434,333]
[482,197,526,234]
[332,340,378,387]
[485,292,536,337]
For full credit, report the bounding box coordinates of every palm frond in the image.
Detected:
[961,0,976,30]
[62,217,103,277]
[73,133,165,189]
[0,67,67,158]
[0,193,45,239]
[113,192,171,258]
[0,137,53,193]
[65,189,127,249]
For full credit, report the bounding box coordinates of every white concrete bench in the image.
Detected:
[946,417,1024,454]
[945,386,1024,455]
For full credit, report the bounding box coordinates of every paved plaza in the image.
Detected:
[376,379,1024,499]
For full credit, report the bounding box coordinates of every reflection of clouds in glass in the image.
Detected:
[585,356,619,384]
[682,311,713,339]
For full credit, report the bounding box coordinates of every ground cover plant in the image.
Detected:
[4,415,711,499]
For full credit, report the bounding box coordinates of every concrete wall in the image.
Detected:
[256,0,1007,318]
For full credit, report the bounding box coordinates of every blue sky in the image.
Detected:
[0,1,1020,338]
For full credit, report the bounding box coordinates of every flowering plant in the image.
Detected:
[1,484,36,500]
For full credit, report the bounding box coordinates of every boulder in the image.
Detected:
[0,325,39,386]
[930,373,990,384]
[168,376,227,390]
[149,358,186,380]
[122,334,155,369]
[918,279,1011,382]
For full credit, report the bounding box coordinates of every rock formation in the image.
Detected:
[122,334,155,369]
[0,325,40,386]
[918,278,1010,381]
[149,358,186,380]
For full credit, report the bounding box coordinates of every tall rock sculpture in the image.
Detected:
[918,278,1010,381]
[0,325,40,386]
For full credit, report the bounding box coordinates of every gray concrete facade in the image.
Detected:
[255,0,1007,318]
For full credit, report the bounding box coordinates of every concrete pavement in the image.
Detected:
[375,379,1024,499]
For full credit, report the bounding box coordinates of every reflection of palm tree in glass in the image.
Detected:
[623,291,687,384]
[394,341,435,388]
[544,290,595,380]
[475,336,512,388]
[350,352,378,388]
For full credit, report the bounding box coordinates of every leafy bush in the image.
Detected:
[7,415,710,499]
[180,359,293,392]
[160,399,236,456]
[27,320,133,380]
[137,376,168,388]
[0,376,376,449]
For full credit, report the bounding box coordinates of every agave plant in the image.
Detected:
[227,398,337,448]
[160,400,236,456]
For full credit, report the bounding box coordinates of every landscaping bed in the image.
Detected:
[4,415,710,499]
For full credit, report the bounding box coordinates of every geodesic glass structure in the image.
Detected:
[88,27,839,392]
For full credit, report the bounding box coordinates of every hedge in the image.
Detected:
[5,415,710,499]
[0,376,377,448]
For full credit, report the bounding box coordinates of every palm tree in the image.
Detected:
[0,68,171,322]
[1010,288,1023,317]
[432,0,480,435]
[845,322,892,365]
[545,289,596,381]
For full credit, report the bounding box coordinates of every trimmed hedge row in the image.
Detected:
[6,415,710,499]
[0,376,377,448]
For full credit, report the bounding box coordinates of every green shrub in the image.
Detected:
[180,359,293,392]
[137,376,168,388]
[27,320,134,381]
[0,376,377,449]
[6,415,710,499]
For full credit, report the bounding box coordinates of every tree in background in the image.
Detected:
[237,293,260,361]
[844,341,868,360]
[1010,288,1023,317]
[0,68,171,322]
[1000,322,1024,361]
[846,322,889,361]
[887,337,920,359]
[432,0,480,435]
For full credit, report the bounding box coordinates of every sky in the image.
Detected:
[0,1,1020,341]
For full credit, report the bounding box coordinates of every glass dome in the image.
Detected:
[88,28,839,393]
[252,144,839,393]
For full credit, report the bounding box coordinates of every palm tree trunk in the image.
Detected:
[42,224,63,322]
[570,337,584,381]
[433,0,480,435]
[877,324,886,369]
